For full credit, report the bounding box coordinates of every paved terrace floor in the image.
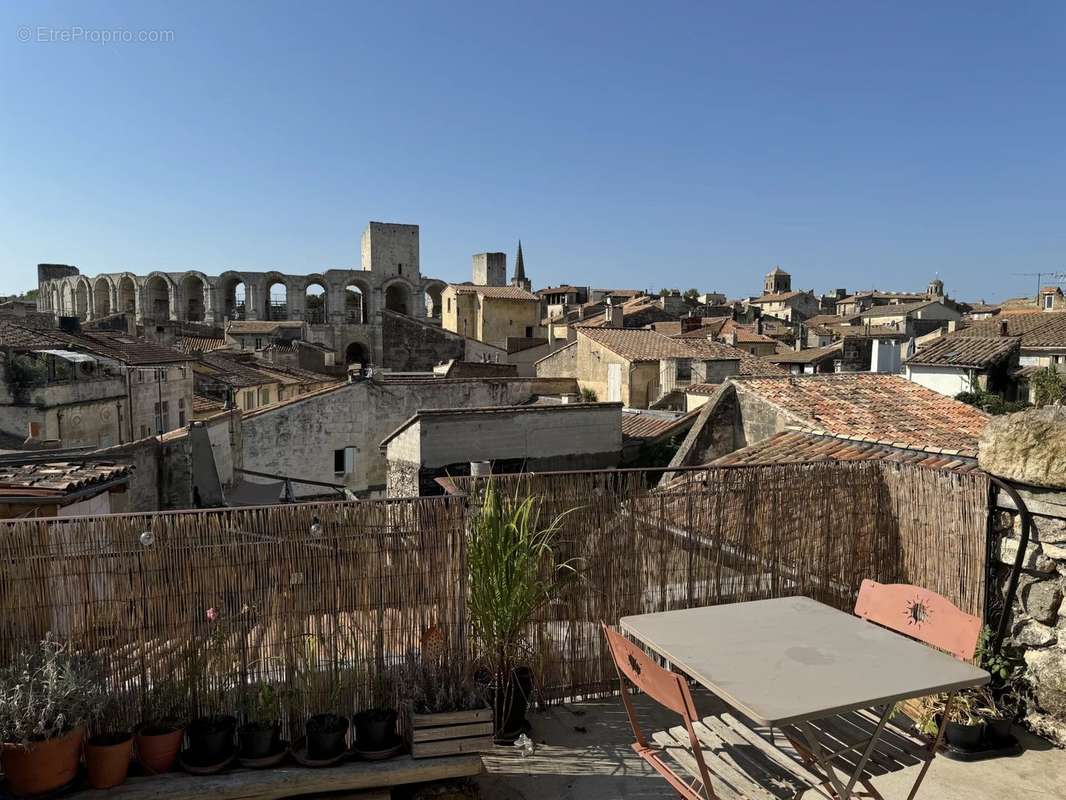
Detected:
[477,691,1064,800]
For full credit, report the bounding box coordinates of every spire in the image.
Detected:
[511,240,531,291]
[514,240,526,281]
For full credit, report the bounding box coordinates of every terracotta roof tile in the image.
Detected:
[905,335,1019,368]
[956,312,1066,349]
[732,373,989,456]
[0,461,132,497]
[448,284,539,301]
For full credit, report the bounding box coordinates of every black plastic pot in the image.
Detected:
[187,715,236,763]
[353,709,397,750]
[305,713,348,760]
[944,719,985,751]
[237,721,280,759]
[492,666,534,741]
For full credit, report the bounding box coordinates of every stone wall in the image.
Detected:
[993,488,1066,744]
[380,310,505,371]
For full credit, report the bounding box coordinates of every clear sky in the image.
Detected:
[1,1,1063,302]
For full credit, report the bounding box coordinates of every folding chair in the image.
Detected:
[775,580,983,800]
[602,622,825,800]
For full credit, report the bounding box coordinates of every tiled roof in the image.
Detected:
[684,383,721,396]
[537,285,584,296]
[448,284,539,301]
[0,461,132,498]
[677,338,750,361]
[750,291,808,304]
[857,300,938,318]
[0,320,66,349]
[955,312,1066,349]
[838,291,926,304]
[175,336,228,353]
[578,328,696,361]
[905,335,1019,368]
[712,430,980,473]
[767,341,844,364]
[197,353,277,387]
[192,394,225,414]
[621,409,696,441]
[732,373,989,456]
[66,328,191,366]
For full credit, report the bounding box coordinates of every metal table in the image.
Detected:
[621,596,989,799]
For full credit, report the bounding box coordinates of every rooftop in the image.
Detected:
[620,408,697,441]
[750,290,809,304]
[766,341,844,364]
[448,284,540,301]
[225,320,306,335]
[578,327,699,361]
[857,300,939,318]
[0,460,132,500]
[905,335,1019,369]
[956,311,1066,349]
[732,373,990,456]
[713,429,981,473]
[175,335,228,353]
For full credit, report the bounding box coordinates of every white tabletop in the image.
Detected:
[620,596,989,726]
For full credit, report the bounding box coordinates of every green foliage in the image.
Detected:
[658,288,679,297]
[0,635,107,744]
[4,354,48,392]
[579,387,598,403]
[1029,367,1066,408]
[141,677,189,726]
[241,681,283,724]
[683,288,700,300]
[955,389,1028,416]
[399,653,487,715]
[467,482,580,680]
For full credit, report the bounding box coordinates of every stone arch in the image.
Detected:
[344,279,371,324]
[264,272,289,321]
[423,280,446,318]
[50,284,60,314]
[219,272,249,320]
[117,275,137,315]
[143,272,174,322]
[93,277,113,317]
[384,278,414,316]
[181,271,209,322]
[74,277,91,318]
[60,282,74,316]
[303,275,328,324]
[344,340,369,366]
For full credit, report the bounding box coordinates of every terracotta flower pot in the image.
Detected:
[1,726,84,796]
[135,723,184,774]
[86,731,133,789]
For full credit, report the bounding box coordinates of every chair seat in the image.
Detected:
[648,715,826,800]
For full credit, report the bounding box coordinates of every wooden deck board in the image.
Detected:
[66,754,483,800]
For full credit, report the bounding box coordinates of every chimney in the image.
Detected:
[998,319,1009,337]
[755,317,764,336]
[605,298,623,328]
[548,320,556,347]
[681,316,702,334]
[726,330,737,346]
[577,304,585,321]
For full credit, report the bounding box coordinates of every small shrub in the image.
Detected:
[579,387,598,403]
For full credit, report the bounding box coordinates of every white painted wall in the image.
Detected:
[905,365,970,397]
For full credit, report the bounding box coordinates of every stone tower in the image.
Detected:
[472,253,506,286]
[511,241,532,292]
[927,277,945,299]
[764,265,791,294]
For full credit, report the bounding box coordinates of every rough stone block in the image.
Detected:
[979,406,1066,489]
[999,537,1057,574]
[1024,580,1064,625]
[1014,620,1057,647]
[1043,542,1066,562]
[1034,515,1066,545]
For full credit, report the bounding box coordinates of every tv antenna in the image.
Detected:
[1013,271,1066,299]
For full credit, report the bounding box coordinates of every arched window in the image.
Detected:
[144,276,171,322]
[182,274,207,322]
[385,284,408,315]
[223,279,247,320]
[93,279,111,317]
[118,276,136,314]
[305,282,327,324]
[345,285,364,324]
[74,281,90,318]
[266,280,288,320]
[425,284,443,318]
[345,341,368,365]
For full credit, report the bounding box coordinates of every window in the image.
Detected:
[447,298,451,313]
[178,411,186,426]
[254,337,263,350]
[1046,295,1055,310]
[334,446,356,474]
[676,358,692,383]
[259,387,270,406]
[244,390,255,409]
[525,326,533,337]
[397,263,403,275]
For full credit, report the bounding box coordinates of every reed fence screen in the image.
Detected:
[0,461,988,729]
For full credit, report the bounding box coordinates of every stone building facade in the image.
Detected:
[35,222,448,366]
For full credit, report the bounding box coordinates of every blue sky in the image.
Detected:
[1,1,1063,302]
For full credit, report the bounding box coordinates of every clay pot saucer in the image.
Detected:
[178,747,237,775]
[238,740,290,769]
[291,738,349,768]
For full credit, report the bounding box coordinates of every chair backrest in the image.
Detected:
[854,579,981,661]
[601,623,696,719]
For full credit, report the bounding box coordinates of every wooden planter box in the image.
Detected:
[409,708,494,759]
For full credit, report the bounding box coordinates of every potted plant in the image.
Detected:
[467,481,579,741]
[402,642,492,758]
[918,686,996,751]
[135,678,187,774]
[184,606,238,766]
[186,713,236,764]
[238,682,283,759]
[85,699,134,789]
[975,626,1027,743]
[0,636,106,796]
[295,636,351,761]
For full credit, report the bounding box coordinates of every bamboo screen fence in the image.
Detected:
[0,461,988,728]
